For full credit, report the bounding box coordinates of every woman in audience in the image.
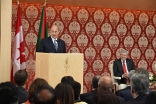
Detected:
[27,78,49,104]
[94,89,120,104]
[68,81,87,104]
[55,82,74,104]
[61,76,74,83]
[145,91,156,104]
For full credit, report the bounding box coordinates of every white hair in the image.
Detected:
[120,49,128,54]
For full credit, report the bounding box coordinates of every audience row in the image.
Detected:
[0,68,156,104]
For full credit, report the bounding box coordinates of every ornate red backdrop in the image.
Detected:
[12,2,156,92]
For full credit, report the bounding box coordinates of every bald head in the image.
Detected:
[98,76,113,91]
[50,25,59,39]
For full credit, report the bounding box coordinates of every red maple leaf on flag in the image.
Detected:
[17,41,25,64]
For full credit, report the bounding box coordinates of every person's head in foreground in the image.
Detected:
[14,69,28,86]
[55,82,74,104]
[0,82,18,104]
[94,89,120,104]
[34,85,56,104]
[28,78,49,103]
[130,73,149,98]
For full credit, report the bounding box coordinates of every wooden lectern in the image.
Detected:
[35,52,84,92]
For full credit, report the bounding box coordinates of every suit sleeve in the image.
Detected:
[113,61,122,77]
[37,39,45,52]
[63,41,66,53]
[131,59,136,70]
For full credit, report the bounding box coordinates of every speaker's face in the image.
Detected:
[50,25,59,39]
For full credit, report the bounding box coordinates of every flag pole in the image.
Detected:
[17,0,19,4]
[44,0,46,6]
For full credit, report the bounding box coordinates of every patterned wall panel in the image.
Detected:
[12,3,156,92]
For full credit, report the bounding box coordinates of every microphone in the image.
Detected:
[56,39,63,53]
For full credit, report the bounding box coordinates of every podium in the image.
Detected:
[35,52,84,92]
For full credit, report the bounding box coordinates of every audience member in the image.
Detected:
[85,76,125,104]
[0,82,18,104]
[69,81,87,104]
[55,82,74,104]
[135,68,149,78]
[28,78,49,104]
[14,70,28,104]
[94,89,120,104]
[80,75,100,101]
[135,68,152,94]
[116,70,135,101]
[61,76,74,83]
[145,91,156,104]
[34,85,56,104]
[124,73,149,104]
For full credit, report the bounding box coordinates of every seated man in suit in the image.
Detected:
[113,49,136,84]
[80,75,100,102]
[85,76,125,104]
[124,73,149,104]
[116,70,135,102]
[37,25,66,53]
[14,70,28,104]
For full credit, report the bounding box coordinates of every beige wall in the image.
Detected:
[12,0,156,11]
[0,0,12,82]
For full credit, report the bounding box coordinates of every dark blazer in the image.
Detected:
[116,86,133,102]
[17,86,28,104]
[85,95,125,104]
[80,91,94,102]
[113,58,136,84]
[124,95,147,104]
[37,37,66,53]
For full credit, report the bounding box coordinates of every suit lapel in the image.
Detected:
[57,39,60,52]
[118,59,124,73]
[47,37,56,52]
[126,59,130,71]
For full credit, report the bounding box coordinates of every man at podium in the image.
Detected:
[37,25,66,53]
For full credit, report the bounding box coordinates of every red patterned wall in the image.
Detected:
[12,3,156,92]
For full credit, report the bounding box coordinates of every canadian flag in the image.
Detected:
[12,3,26,78]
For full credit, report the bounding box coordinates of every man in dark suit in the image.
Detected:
[80,75,100,101]
[37,25,66,53]
[113,49,136,84]
[14,70,28,104]
[85,76,125,104]
[124,73,149,104]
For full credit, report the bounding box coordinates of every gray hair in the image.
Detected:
[135,67,149,79]
[120,49,128,54]
[128,70,135,79]
[130,73,149,95]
